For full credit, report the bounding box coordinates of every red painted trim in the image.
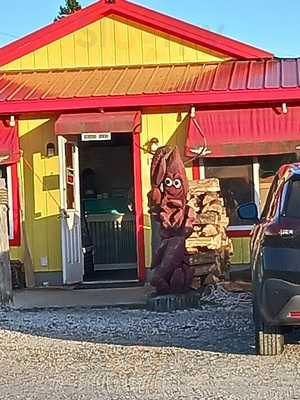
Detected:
[133,125,146,282]
[227,229,251,238]
[0,0,272,67]
[1,87,300,115]
[9,163,21,247]
[192,159,200,180]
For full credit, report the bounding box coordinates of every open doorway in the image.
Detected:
[79,133,138,282]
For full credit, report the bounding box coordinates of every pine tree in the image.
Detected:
[55,0,82,21]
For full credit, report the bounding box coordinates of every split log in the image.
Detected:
[189,232,200,239]
[219,216,230,226]
[187,198,200,212]
[201,224,219,237]
[202,201,224,215]
[189,178,220,193]
[193,263,219,277]
[186,247,199,255]
[202,192,220,206]
[204,273,220,286]
[188,250,218,266]
[195,212,219,225]
[186,234,222,250]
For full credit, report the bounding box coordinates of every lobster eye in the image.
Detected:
[173,179,182,189]
[164,178,173,187]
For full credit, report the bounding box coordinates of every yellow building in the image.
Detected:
[2,0,296,287]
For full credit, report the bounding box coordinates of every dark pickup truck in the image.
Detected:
[238,163,300,355]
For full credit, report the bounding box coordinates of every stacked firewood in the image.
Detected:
[186,178,232,289]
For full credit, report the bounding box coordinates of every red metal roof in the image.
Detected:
[0,58,300,114]
[0,0,272,67]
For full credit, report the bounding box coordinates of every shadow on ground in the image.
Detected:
[0,304,259,356]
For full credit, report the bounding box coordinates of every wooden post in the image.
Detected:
[0,178,13,305]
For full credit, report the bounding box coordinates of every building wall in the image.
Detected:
[1,16,226,71]
[10,110,191,273]
[5,16,229,275]
[10,118,62,274]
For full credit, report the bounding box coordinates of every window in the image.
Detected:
[65,143,76,210]
[283,179,300,218]
[260,175,279,220]
[205,157,254,226]
[258,153,296,210]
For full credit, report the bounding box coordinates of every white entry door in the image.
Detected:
[58,136,84,284]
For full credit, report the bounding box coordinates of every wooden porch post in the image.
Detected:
[0,178,13,305]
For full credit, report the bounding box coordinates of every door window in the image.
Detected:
[65,143,75,210]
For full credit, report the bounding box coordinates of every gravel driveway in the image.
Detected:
[0,296,300,400]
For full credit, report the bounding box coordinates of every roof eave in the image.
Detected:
[1,88,300,115]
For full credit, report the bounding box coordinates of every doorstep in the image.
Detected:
[12,285,153,310]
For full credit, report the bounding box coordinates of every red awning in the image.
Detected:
[185,106,300,158]
[0,120,20,165]
[55,111,141,135]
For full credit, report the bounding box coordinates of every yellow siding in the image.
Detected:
[231,237,251,265]
[2,16,226,71]
[14,118,62,273]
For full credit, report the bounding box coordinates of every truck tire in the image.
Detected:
[255,323,284,356]
[253,297,284,356]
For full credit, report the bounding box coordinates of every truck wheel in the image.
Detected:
[255,323,284,356]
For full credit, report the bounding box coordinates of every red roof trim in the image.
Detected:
[0,88,299,115]
[0,0,272,67]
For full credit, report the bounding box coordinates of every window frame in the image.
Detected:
[203,156,259,231]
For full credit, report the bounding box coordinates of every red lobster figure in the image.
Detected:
[148,146,195,294]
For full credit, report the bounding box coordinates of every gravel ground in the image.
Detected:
[0,295,300,399]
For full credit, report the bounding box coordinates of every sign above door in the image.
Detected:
[81,133,112,142]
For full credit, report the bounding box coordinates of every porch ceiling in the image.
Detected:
[1,59,300,114]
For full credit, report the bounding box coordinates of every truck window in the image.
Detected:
[283,179,300,218]
[260,175,279,220]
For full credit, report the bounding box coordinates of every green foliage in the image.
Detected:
[55,0,82,21]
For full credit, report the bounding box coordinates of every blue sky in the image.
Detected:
[0,0,299,57]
